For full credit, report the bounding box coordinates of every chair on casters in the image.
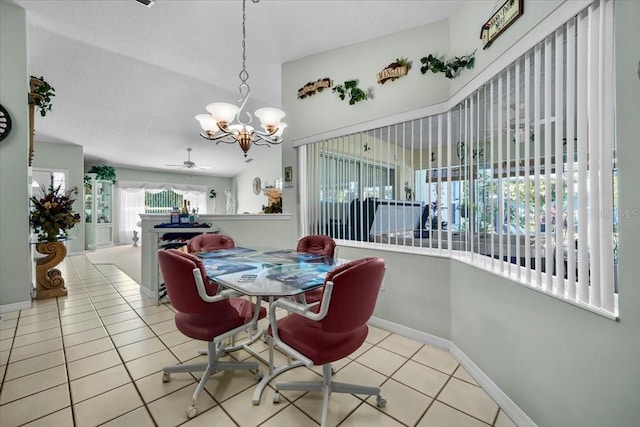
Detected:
[187,234,235,253]
[268,257,387,427]
[296,234,337,304]
[157,249,265,419]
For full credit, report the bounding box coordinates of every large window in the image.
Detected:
[145,190,188,214]
[117,182,207,244]
[301,0,617,318]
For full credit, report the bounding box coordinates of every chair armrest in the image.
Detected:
[192,268,241,303]
[269,282,334,324]
[268,283,333,367]
[273,297,314,315]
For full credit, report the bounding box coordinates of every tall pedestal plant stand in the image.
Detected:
[35,242,68,299]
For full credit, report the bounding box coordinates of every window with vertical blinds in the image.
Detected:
[301,0,617,318]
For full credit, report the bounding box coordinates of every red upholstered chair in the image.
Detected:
[158,249,265,419]
[296,234,336,258]
[296,235,337,304]
[268,257,386,426]
[186,234,235,253]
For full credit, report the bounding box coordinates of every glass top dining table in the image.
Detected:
[196,247,344,297]
[192,246,346,405]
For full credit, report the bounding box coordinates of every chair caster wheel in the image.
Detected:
[273,392,281,404]
[254,371,263,381]
[162,373,170,382]
[186,405,198,418]
[376,396,386,408]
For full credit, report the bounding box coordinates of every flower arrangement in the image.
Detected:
[262,199,282,214]
[29,185,81,242]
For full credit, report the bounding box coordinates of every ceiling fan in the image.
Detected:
[165,148,211,170]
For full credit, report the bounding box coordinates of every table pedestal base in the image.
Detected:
[35,242,68,299]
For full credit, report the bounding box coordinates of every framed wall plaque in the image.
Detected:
[480,0,524,50]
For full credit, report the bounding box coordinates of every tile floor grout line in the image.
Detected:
[55,280,80,427]
[2,254,516,427]
[2,291,81,426]
[81,260,163,426]
[0,313,18,397]
[92,261,247,423]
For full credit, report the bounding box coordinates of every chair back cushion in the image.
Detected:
[187,234,235,253]
[296,235,336,257]
[158,249,215,313]
[158,249,265,341]
[169,249,220,295]
[320,257,385,333]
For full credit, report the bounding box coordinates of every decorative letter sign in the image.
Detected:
[480,0,524,49]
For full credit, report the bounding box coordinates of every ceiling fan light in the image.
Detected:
[206,103,240,125]
[195,114,219,133]
[255,107,286,131]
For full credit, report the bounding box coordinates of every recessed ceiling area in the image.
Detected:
[12,0,463,177]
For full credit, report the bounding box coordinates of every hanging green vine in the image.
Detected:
[332,80,368,105]
[420,50,476,79]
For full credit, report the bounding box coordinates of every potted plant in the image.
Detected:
[30,76,55,117]
[88,164,117,183]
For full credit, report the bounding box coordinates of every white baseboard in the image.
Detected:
[450,343,537,427]
[369,316,451,351]
[369,316,536,427]
[138,284,156,300]
[0,300,32,314]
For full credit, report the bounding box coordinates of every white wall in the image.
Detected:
[0,2,32,311]
[281,1,640,425]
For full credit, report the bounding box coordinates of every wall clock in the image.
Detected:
[0,104,12,142]
[253,177,262,195]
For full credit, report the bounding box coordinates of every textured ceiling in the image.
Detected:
[11,0,463,177]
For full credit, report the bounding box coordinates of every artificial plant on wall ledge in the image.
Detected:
[29,76,55,117]
[332,79,369,105]
[88,164,117,183]
[420,50,476,79]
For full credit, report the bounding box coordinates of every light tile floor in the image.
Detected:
[0,254,518,427]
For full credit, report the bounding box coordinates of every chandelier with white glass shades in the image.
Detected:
[195,0,286,157]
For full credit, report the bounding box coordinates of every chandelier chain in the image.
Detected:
[195,0,284,157]
[240,0,248,86]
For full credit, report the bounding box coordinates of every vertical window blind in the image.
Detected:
[302,0,617,317]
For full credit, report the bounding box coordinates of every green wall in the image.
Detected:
[33,141,85,253]
[0,2,32,310]
[282,1,640,425]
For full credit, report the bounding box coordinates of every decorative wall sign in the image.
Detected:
[377,58,411,84]
[297,78,333,99]
[480,0,524,49]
